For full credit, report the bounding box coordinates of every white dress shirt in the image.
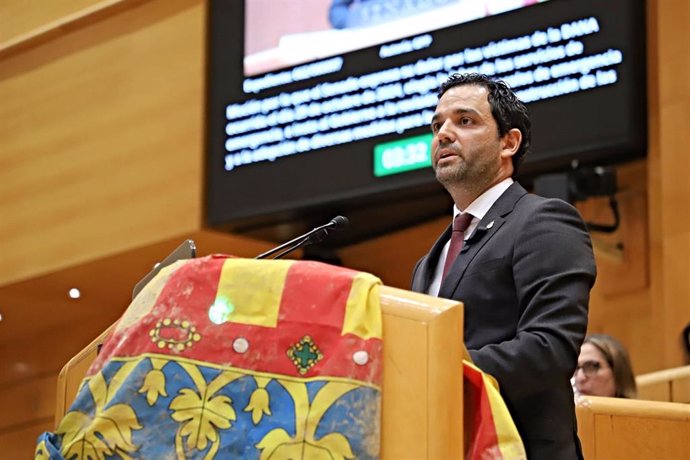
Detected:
[427,178,514,296]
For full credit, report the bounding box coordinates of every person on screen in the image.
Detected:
[328,0,457,29]
[411,73,596,459]
[328,0,544,29]
[573,334,637,399]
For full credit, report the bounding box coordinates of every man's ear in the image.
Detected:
[500,128,522,159]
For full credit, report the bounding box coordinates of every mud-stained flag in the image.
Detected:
[36,256,383,459]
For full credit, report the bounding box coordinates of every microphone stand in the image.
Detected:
[268,228,330,260]
[255,217,347,260]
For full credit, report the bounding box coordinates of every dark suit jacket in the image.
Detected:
[412,182,596,460]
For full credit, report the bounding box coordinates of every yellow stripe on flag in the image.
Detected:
[485,377,526,460]
[214,259,293,327]
[342,272,382,339]
[465,361,527,460]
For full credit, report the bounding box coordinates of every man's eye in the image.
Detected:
[431,122,441,133]
[460,117,473,125]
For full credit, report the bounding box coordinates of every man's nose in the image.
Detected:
[436,120,454,143]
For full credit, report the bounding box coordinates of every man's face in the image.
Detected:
[430,84,508,189]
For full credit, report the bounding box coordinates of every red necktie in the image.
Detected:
[442,213,473,280]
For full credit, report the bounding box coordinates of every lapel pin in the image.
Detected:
[486,221,494,229]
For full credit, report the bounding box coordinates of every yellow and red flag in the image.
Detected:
[464,360,526,460]
[36,256,383,459]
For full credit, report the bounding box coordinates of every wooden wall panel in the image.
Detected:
[0,316,117,386]
[0,0,103,43]
[581,162,649,295]
[588,289,655,374]
[0,0,204,286]
[650,0,690,368]
[0,420,54,460]
[0,314,118,456]
[0,375,56,432]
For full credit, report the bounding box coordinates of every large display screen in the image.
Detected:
[206,0,646,240]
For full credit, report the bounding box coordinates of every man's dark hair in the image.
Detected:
[438,73,531,177]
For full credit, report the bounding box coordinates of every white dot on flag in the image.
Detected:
[353,350,369,366]
[233,337,249,354]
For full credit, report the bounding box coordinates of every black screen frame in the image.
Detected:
[205,0,647,244]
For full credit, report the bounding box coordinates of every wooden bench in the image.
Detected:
[576,395,690,459]
[636,365,690,403]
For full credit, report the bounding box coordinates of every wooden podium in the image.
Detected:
[55,285,465,459]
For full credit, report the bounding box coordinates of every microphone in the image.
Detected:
[256,216,349,260]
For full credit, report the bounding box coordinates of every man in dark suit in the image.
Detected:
[411,73,596,459]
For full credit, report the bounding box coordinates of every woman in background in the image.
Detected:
[573,334,637,398]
